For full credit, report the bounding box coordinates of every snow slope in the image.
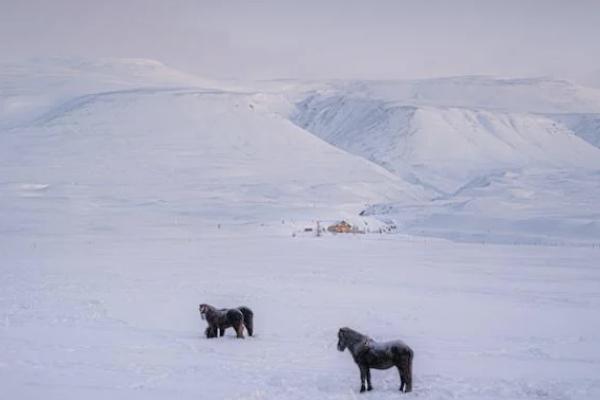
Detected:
[0,58,224,131]
[319,76,600,113]
[0,59,425,241]
[292,80,600,192]
[551,113,600,148]
[291,77,600,244]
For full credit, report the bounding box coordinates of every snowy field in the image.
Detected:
[2,232,600,400]
[1,59,600,399]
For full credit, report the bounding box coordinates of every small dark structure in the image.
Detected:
[199,303,254,339]
[337,327,413,393]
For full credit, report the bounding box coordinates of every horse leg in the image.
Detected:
[366,368,373,391]
[244,320,253,336]
[404,356,413,393]
[397,365,405,392]
[404,369,412,393]
[219,326,225,337]
[358,365,367,393]
[206,325,217,338]
[235,322,245,339]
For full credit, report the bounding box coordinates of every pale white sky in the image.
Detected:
[1,0,599,82]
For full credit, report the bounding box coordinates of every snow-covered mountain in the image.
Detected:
[290,77,600,244]
[292,78,600,190]
[0,58,221,130]
[2,59,599,244]
[0,59,425,240]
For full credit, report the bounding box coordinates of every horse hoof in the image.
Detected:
[360,387,366,393]
[367,387,373,391]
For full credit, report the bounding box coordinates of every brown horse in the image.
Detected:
[337,327,413,393]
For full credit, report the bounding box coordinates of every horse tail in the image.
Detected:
[393,344,413,392]
[238,306,254,336]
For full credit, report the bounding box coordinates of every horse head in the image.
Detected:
[338,327,349,351]
[199,303,212,320]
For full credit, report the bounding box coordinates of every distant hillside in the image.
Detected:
[1,59,599,244]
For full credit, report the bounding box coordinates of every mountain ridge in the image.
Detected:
[2,58,599,244]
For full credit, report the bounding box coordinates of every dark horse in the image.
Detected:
[199,303,254,339]
[337,327,413,393]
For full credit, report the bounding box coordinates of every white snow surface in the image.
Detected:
[3,234,600,400]
[1,59,600,399]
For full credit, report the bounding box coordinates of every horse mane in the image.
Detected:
[340,327,370,345]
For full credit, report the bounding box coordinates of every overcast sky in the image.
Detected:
[1,0,600,82]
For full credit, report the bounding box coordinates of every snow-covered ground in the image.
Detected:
[2,233,600,400]
[1,59,599,399]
